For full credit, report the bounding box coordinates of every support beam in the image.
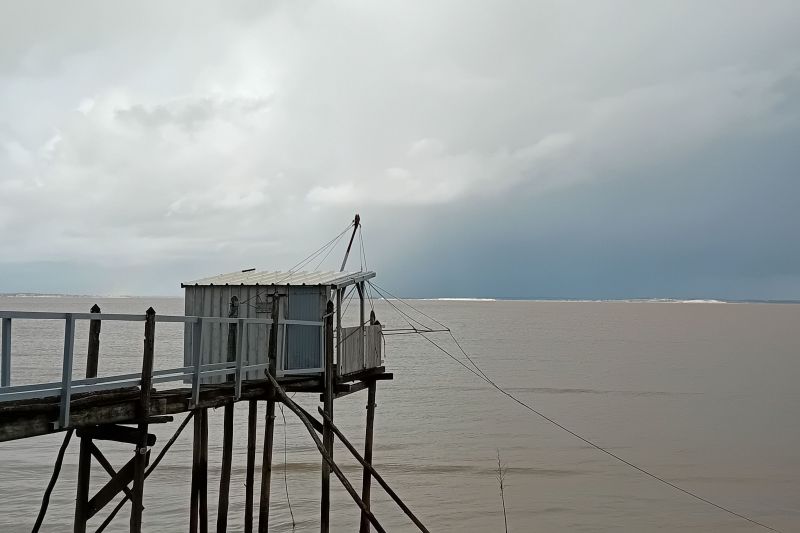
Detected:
[77,425,156,446]
[94,413,193,533]
[87,441,136,503]
[318,408,429,533]
[359,380,377,533]
[218,297,238,533]
[244,400,257,533]
[130,307,156,532]
[321,298,336,532]
[87,451,150,519]
[200,410,209,533]
[266,373,386,533]
[75,304,101,533]
[258,294,280,533]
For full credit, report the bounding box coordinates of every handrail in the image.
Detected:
[0,310,320,430]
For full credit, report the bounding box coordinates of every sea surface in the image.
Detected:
[0,296,798,532]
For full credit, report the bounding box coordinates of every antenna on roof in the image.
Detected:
[339,213,361,272]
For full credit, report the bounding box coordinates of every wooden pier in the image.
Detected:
[0,269,428,532]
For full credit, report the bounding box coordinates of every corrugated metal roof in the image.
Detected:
[181,270,376,287]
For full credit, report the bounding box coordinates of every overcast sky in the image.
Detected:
[1,1,799,299]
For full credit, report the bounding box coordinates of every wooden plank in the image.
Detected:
[87,451,150,519]
[77,425,156,446]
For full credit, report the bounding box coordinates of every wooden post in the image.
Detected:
[191,408,209,533]
[217,297,238,533]
[357,282,366,369]
[244,400,258,533]
[359,380,377,533]
[321,298,336,532]
[130,307,156,532]
[74,304,101,533]
[258,294,280,532]
[190,412,200,533]
[200,410,209,533]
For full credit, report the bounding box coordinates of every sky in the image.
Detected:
[1,1,799,299]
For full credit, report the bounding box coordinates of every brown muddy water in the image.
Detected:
[0,296,798,532]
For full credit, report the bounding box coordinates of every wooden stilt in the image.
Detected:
[266,373,387,533]
[317,407,429,533]
[74,304,101,533]
[130,307,156,532]
[200,409,209,533]
[244,400,258,533]
[258,294,280,533]
[217,297,238,533]
[359,380,377,533]
[321,298,336,532]
[190,412,200,533]
[217,403,234,532]
[190,408,208,533]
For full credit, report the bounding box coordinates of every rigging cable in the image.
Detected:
[237,221,354,310]
[366,281,781,533]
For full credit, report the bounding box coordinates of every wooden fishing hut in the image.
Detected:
[0,265,424,532]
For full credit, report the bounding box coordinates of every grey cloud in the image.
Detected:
[1,1,799,297]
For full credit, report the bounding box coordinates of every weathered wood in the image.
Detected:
[74,304,102,533]
[130,307,156,532]
[258,295,280,533]
[217,296,238,533]
[244,400,257,533]
[87,451,150,519]
[217,403,234,532]
[32,430,73,533]
[266,373,387,533]
[200,409,209,533]
[318,408,430,533]
[190,412,201,533]
[293,403,324,434]
[77,425,156,446]
[87,441,136,504]
[322,298,336,532]
[95,412,193,533]
[0,372,391,443]
[359,380,377,533]
[86,304,102,378]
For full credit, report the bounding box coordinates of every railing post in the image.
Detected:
[130,307,156,532]
[58,314,76,429]
[191,320,204,409]
[235,320,245,400]
[321,298,336,532]
[75,304,101,532]
[1,317,11,387]
[258,294,280,532]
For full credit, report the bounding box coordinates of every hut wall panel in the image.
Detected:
[284,287,324,372]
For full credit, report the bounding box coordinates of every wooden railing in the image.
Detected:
[0,310,279,429]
